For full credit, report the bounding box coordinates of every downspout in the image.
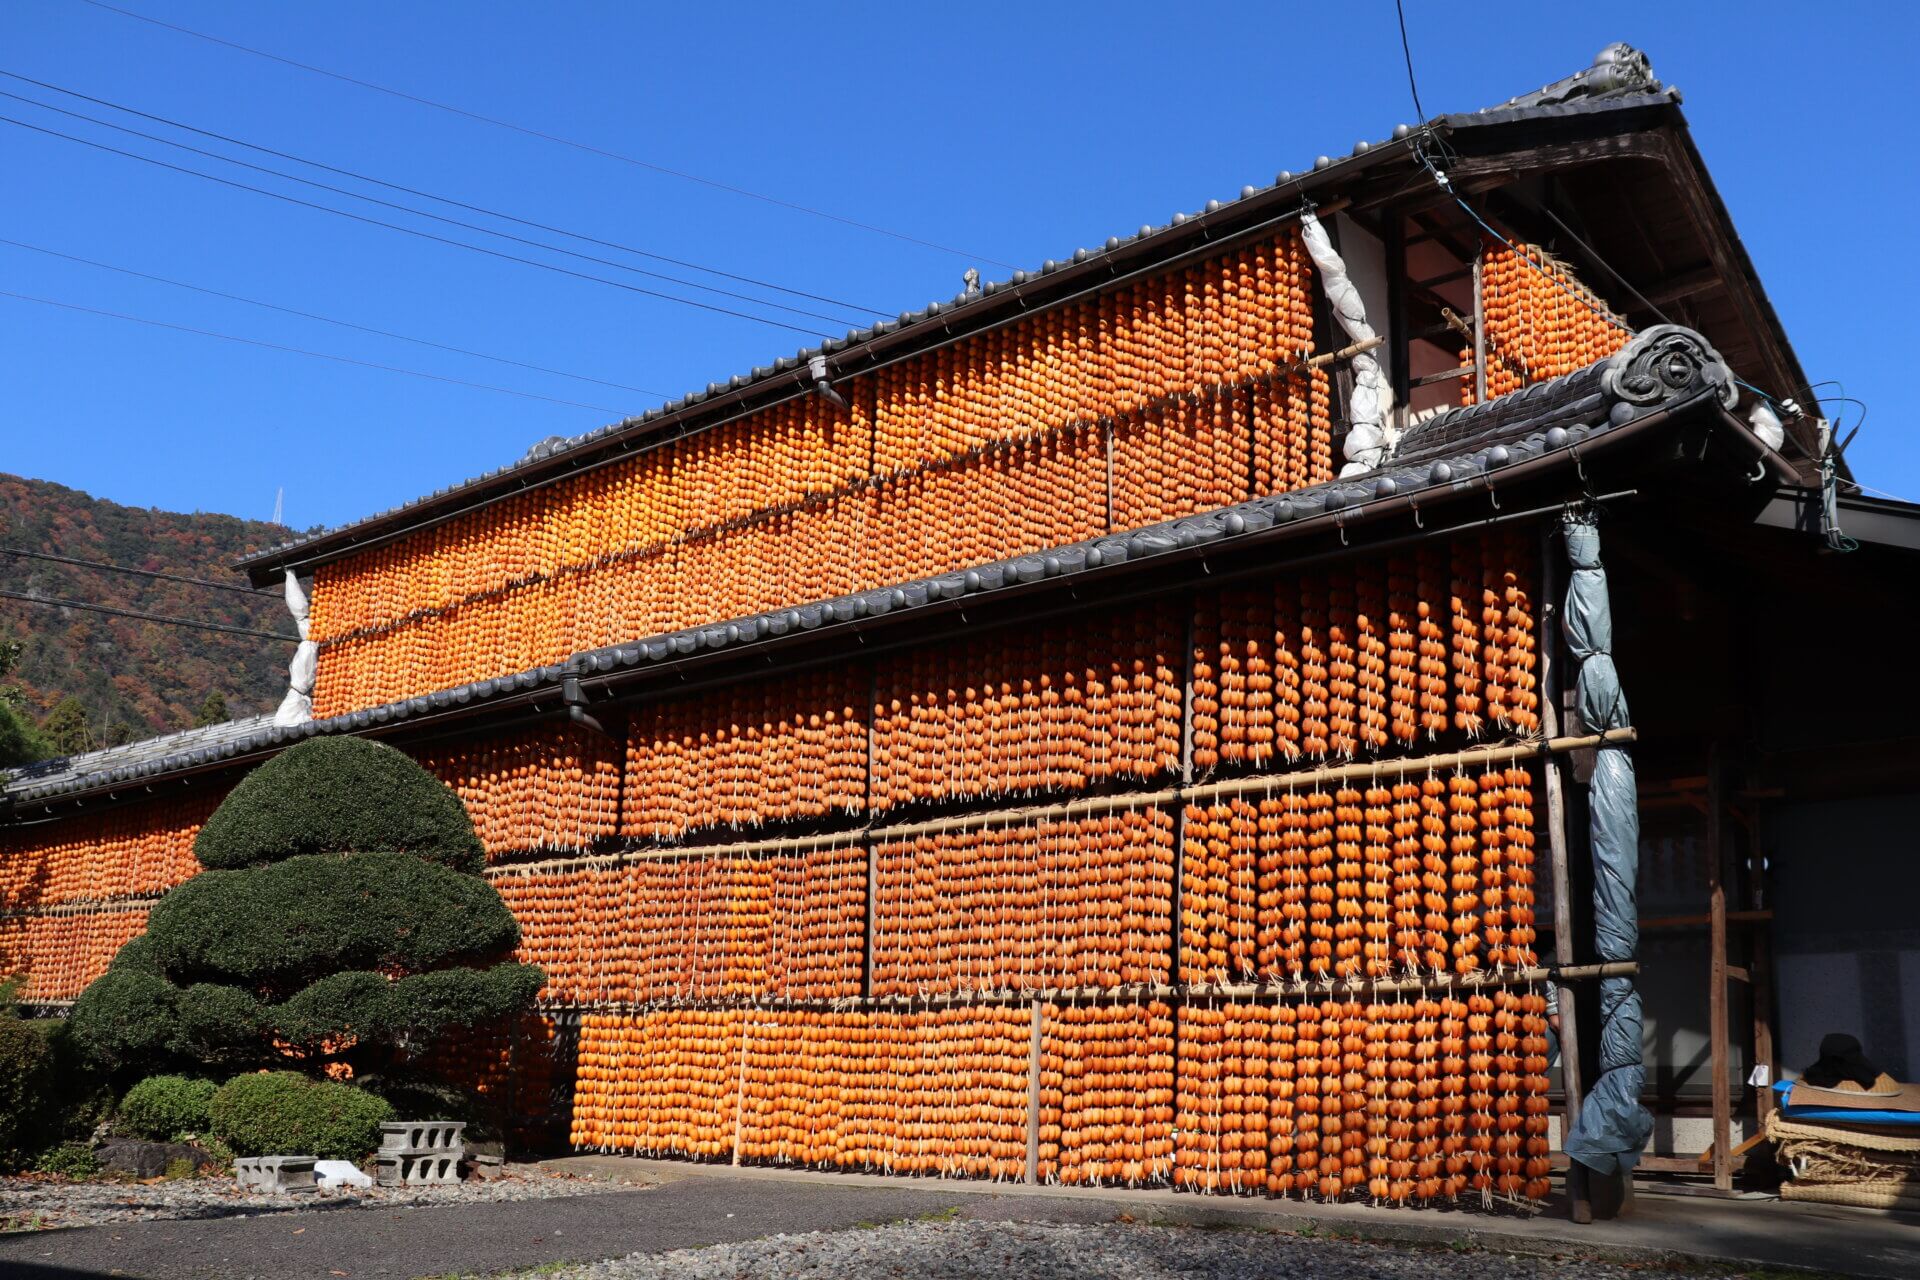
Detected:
[1300,208,1395,476]
[1558,511,1654,1176]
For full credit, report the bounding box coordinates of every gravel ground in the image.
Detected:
[0,1166,628,1231]
[542,1218,1663,1280]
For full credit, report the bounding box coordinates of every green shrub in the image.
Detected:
[0,995,53,1170]
[272,971,395,1052]
[391,964,544,1038]
[118,1075,217,1141]
[172,983,268,1063]
[146,854,518,989]
[194,737,482,872]
[69,739,537,1082]
[109,934,162,976]
[66,966,177,1073]
[210,1072,393,1160]
[33,1142,99,1179]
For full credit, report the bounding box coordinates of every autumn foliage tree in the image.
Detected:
[69,738,541,1081]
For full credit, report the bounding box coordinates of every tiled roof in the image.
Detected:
[232,46,1676,582]
[2,714,274,803]
[6,323,1753,809]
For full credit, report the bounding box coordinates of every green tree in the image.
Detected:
[69,738,540,1083]
[0,636,48,767]
[38,695,92,757]
[192,692,229,728]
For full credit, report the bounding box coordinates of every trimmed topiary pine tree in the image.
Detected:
[70,737,542,1081]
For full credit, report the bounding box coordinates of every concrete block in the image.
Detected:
[376,1151,461,1186]
[379,1121,466,1153]
[234,1155,318,1192]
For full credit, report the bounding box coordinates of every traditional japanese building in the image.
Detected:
[6,43,1915,1209]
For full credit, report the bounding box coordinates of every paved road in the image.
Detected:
[8,1167,1918,1280]
[0,1178,975,1280]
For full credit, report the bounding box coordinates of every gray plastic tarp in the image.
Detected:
[1559,512,1653,1174]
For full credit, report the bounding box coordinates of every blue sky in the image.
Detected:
[3,1,1912,532]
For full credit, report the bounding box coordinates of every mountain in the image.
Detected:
[0,473,310,751]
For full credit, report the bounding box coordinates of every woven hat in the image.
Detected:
[1792,1035,1920,1112]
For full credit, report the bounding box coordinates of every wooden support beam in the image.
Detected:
[1472,253,1487,405]
[1697,1131,1767,1169]
[1538,522,1591,1225]
[1026,999,1044,1185]
[1411,365,1474,388]
[1707,749,1733,1193]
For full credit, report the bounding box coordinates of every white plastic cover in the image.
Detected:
[283,570,312,642]
[272,570,316,727]
[1747,401,1786,452]
[1300,208,1395,476]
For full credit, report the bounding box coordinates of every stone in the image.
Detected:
[93,1139,220,1180]
[462,1153,508,1181]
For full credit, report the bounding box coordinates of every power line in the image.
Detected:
[76,0,1016,269]
[0,589,294,640]
[0,86,862,329]
[0,68,889,320]
[2,547,274,596]
[0,236,666,398]
[0,286,631,413]
[0,113,834,340]
[1394,0,1427,122]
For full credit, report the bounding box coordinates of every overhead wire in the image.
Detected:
[1,547,272,597]
[0,113,837,340]
[0,68,888,320]
[0,286,630,414]
[0,86,863,329]
[1393,0,1427,123]
[75,0,1018,269]
[0,236,666,398]
[0,589,295,641]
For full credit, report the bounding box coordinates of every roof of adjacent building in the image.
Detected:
[7,322,1779,809]
[232,42,1766,586]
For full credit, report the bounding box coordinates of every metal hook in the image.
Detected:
[1335,509,1351,546]
[1409,499,1424,530]
[1485,478,1501,511]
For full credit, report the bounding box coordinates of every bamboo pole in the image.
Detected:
[482,729,1639,875]
[539,962,1637,1014]
[1025,999,1044,1185]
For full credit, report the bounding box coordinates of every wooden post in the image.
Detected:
[1104,419,1117,533]
[1707,749,1733,1192]
[1750,806,1778,1143]
[1026,999,1044,1185]
[863,836,879,1000]
[1471,254,1487,405]
[1538,522,1591,1223]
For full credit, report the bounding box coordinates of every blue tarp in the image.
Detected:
[1559,512,1654,1175]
